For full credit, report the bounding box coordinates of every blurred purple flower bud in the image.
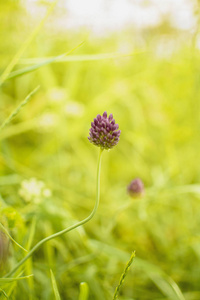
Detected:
[127,178,144,198]
[108,114,113,122]
[103,111,107,118]
[88,112,121,150]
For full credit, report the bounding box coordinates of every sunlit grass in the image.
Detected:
[0,1,200,299]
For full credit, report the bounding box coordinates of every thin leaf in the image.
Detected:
[5,42,84,81]
[149,273,185,300]
[0,223,27,253]
[0,86,40,132]
[19,51,144,64]
[25,217,37,298]
[0,0,59,85]
[50,269,61,300]
[26,217,37,251]
[0,288,9,299]
[167,276,186,300]
[0,275,33,286]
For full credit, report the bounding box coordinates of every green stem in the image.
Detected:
[5,148,104,278]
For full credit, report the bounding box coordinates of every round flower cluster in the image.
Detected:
[19,178,52,204]
[88,112,121,150]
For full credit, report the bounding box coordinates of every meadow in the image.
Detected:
[0,1,200,299]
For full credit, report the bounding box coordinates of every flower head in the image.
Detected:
[127,178,144,198]
[19,178,52,204]
[88,112,121,150]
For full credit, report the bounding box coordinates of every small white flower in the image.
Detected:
[64,101,85,117]
[47,87,67,104]
[19,178,52,203]
[38,113,58,130]
[43,188,52,198]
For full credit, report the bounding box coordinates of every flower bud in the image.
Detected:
[127,178,144,198]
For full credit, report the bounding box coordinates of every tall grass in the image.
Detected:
[0,0,200,299]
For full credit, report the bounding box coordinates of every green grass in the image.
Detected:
[0,1,200,299]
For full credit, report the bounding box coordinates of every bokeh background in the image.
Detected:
[1,0,200,299]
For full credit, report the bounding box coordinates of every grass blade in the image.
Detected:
[167,276,186,300]
[0,86,39,132]
[5,42,84,81]
[0,288,9,299]
[25,217,37,299]
[26,217,37,251]
[0,0,59,86]
[149,273,185,300]
[50,269,61,300]
[19,51,145,64]
[0,223,27,253]
[0,275,33,286]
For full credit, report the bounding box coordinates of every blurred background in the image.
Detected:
[0,0,200,299]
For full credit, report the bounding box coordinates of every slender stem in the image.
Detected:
[5,148,104,278]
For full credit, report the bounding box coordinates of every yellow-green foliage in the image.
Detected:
[0,1,200,299]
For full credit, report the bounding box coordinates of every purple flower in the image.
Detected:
[88,112,121,150]
[127,178,144,198]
